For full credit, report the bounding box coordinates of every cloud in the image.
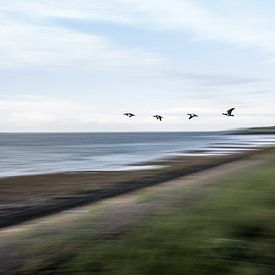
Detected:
[2,1,275,46]
[119,0,275,57]
[175,72,262,86]
[2,0,275,71]
[0,8,163,72]
[0,0,135,24]
[0,22,163,72]
[0,1,275,132]
[242,90,274,95]
[1,94,274,132]
[0,96,122,131]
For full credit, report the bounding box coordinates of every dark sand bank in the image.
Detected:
[0,148,272,228]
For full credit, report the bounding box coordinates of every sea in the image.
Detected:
[0,132,275,177]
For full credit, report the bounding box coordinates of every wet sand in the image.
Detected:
[0,147,273,228]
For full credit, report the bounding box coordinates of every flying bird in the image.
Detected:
[222,108,235,117]
[187,113,198,120]
[153,115,163,121]
[124,113,135,118]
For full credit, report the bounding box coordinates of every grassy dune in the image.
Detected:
[234,126,275,134]
[4,151,275,274]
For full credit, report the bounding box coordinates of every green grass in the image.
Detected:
[14,155,275,274]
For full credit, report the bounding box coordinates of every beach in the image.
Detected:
[0,146,275,273]
[0,132,275,228]
[0,143,273,228]
[0,132,275,273]
[1,132,274,177]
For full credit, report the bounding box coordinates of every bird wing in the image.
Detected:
[227,108,235,115]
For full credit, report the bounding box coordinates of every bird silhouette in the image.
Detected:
[124,113,135,118]
[187,113,198,120]
[222,108,235,117]
[153,115,163,121]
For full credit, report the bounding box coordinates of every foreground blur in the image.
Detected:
[1,150,275,274]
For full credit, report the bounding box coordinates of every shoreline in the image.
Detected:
[0,147,273,229]
[1,131,274,179]
[0,145,269,180]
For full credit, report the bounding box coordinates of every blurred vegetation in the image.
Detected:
[235,126,275,134]
[15,155,275,274]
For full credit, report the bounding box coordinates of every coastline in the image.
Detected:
[0,146,273,229]
[1,131,274,178]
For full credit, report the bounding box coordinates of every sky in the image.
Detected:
[0,0,275,132]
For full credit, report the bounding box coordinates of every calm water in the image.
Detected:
[0,132,274,177]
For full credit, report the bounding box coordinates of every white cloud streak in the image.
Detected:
[1,0,275,71]
[2,0,275,56]
[0,20,163,72]
[0,3,163,72]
